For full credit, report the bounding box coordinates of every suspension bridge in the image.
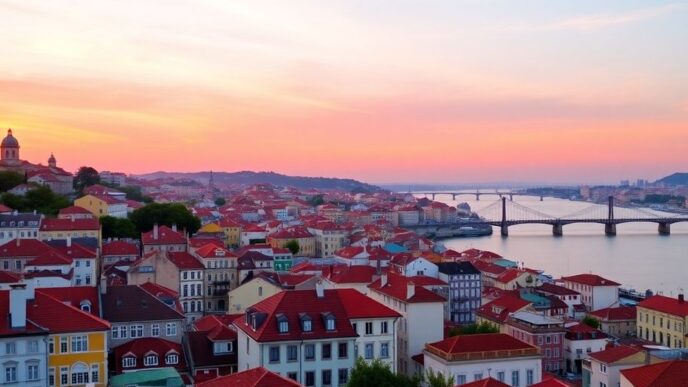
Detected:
[474,196,688,236]
[417,191,544,201]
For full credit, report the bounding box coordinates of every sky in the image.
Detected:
[0,0,687,185]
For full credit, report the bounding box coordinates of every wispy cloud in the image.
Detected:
[499,3,684,32]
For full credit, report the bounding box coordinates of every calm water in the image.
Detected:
[419,193,688,295]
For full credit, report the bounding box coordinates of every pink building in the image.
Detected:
[506,311,565,374]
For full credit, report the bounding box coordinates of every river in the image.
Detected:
[418,193,688,295]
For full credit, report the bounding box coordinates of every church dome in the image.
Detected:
[1,129,19,148]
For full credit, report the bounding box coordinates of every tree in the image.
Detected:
[214,197,226,206]
[0,171,24,192]
[1,186,70,216]
[285,239,300,255]
[130,202,201,234]
[100,216,137,239]
[73,166,100,193]
[347,358,420,387]
[307,194,325,206]
[448,321,499,336]
[425,369,454,387]
[582,316,600,329]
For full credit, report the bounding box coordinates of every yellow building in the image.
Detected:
[29,290,111,386]
[219,218,242,247]
[267,226,316,257]
[74,194,127,218]
[39,217,103,247]
[636,294,688,348]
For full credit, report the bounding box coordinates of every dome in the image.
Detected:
[49,153,56,162]
[1,129,19,148]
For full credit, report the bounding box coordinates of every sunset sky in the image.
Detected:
[1,0,686,185]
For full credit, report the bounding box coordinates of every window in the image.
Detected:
[365,322,373,335]
[60,337,68,353]
[90,364,99,383]
[166,353,179,364]
[338,368,349,386]
[474,373,483,381]
[123,357,136,368]
[288,372,298,381]
[338,342,348,359]
[303,319,312,332]
[269,346,280,363]
[322,369,332,386]
[600,364,607,373]
[71,335,88,352]
[526,369,534,385]
[5,343,15,354]
[322,343,332,360]
[287,345,298,362]
[151,324,160,337]
[166,322,177,336]
[27,363,39,380]
[380,342,389,358]
[71,363,89,384]
[456,375,466,385]
[305,344,315,360]
[352,323,357,333]
[326,317,336,331]
[512,370,519,387]
[28,340,39,353]
[497,371,505,382]
[364,343,374,359]
[381,321,388,334]
[60,367,68,385]
[305,371,315,386]
[49,368,55,386]
[4,363,16,383]
[130,324,144,338]
[144,354,159,366]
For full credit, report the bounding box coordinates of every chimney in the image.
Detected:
[315,280,324,298]
[100,276,107,295]
[172,224,178,233]
[9,283,33,329]
[406,281,415,300]
[679,294,685,304]
[66,236,72,247]
[376,255,381,275]
[153,224,159,240]
[381,273,388,287]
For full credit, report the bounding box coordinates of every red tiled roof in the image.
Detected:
[336,288,401,319]
[40,218,100,231]
[368,273,446,304]
[325,265,377,284]
[268,226,313,239]
[102,240,139,256]
[51,243,97,259]
[460,377,510,387]
[194,243,236,259]
[565,323,607,341]
[0,239,52,258]
[197,367,301,387]
[638,295,688,317]
[234,289,358,342]
[588,306,636,321]
[589,345,643,364]
[193,314,241,332]
[27,250,72,266]
[29,291,110,333]
[168,251,204,270]
[39,286,101,316]
[0,204,12,213]
[530,378,572,387]
[58,206,92,215]
[477,295,531,323]
[562,274,620,287]
[141,225,186,245]
[496,268,526,284]
[114,337,186,374]
[620,360,688,387]
[335,246,365,259]
[0,290,48,337]
[427,333,535,355]
[537,282,580,296]
[0,271,20,283]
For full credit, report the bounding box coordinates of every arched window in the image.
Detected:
[71,362,89,384]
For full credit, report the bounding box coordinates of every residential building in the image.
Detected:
[620,360,688,387]
[476,294,531,331]
[239,224,267,247]
[561,274,620,312]
[537,282,584,318]
[196,367,301,387]
[218,218,242,247]
[267,226,316,257]
[227,272,316,313]
[271,248,293,272]
[113,337,188,378]
[234,285,367,386]
[185,315,238,383]
[306,222,348,258]
[192,243,238,313]
[588,306,637,338]
[368,273,445,376]
[101,239,140,267]
[563,323,608,374]
[74,194,128,218]
[437,262,482,324]
[57,206,95,220]
[322,265,378,294]
[582,345,645,387]
[506,311,565,373]
[389,254,438,277]
[422,333,542,386]
[38,218,101,248]
[102,285,185,348]
[636,294,688,348]
[0,213,41,245]
[141,224,187,254]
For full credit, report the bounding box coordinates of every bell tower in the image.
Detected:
[1,129,20,162]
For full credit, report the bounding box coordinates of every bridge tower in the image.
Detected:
[500,197,508,236]
[552,222,563,236]
[605,196,616,236]
[658,222,671,235]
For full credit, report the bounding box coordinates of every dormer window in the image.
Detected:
[166,352,179,365]
[277,313,289,333]
[299,313,312,332]
[144,353,158,366]
[122,356,136,368]
[322,312,336,331]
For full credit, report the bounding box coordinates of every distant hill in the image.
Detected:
[134,171,383,192]
[656,173,688,186]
